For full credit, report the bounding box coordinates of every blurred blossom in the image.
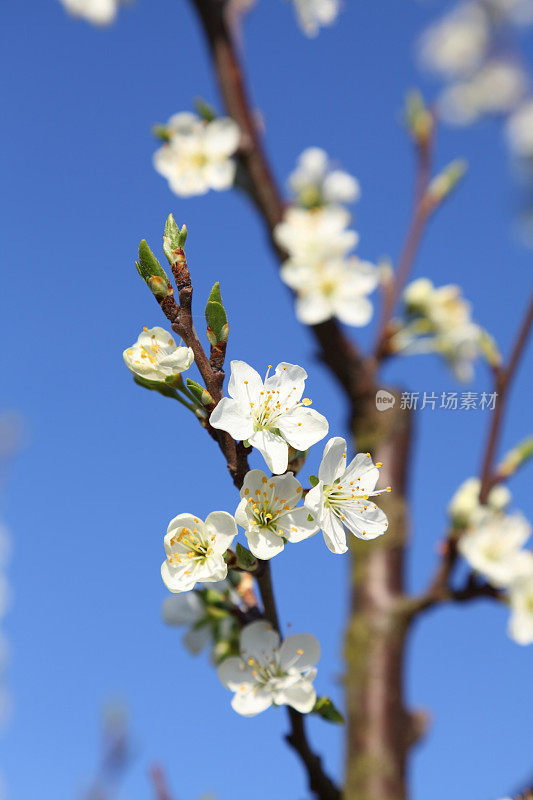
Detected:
[507,99,533,156]
[418,3,489,78]
[394,278,492,381]
[289,147,360,208]
[290,0,340,37]
[458,512,533,587]
[508,573,533,644]
[485,0,533,24]
[448,476,511,528]
[58,0,121,25]
[153,113,240,197]
[275,206,358,266]
[162,592,213,654]
[439,60,527,124]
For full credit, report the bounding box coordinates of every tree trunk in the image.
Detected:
[345,390,415,800]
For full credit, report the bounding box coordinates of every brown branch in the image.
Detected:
[256,562,341,800]
[479,289,533,502]
[149,765,176,800]
[374,124,437,360]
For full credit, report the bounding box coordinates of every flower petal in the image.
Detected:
[341,501,389,540]
[321,510,348,554]
[277,506,319,542]
[228,360,264,404]
[161,593,203,626]
[276,680,316,714]
[318,437,347,483]
[183,624,211,654]
[204,118,240,157]
[240,620,280,662]
[209,397,254,441]
[205,511,238,553]
[232,688,273,716]
[277,407,329,451]
[246,527,285,560]
[248,429,289,474]
[279,634,321,671]
[342,452,380,494]
[217,656,254,690]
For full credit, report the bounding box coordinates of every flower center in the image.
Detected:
[167,525,214,566]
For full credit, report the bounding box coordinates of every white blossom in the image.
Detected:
[508,574,533,644]
[419,4,489,79]
[290,0,340,36]
[123,326,194,383]
[448,476,511,528]
[161,512,237,593]
[162,593,212,654]
[305,437,390,554]
[153,113,240,197]
[281,256,378,327]
[210,361,329,474]
[396,278,488,381]
[217,620,319,716]
[289,148,360,207]
[485,0,533,24]
[507,100,533,157]
[59,0,119,24]
[439,60,526,125]
[274,206,358,268]
[235,469,317,559]
[458,512,533,587]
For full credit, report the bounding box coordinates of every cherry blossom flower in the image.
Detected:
[395,278,490,381]
[161,512,237,593]
[59,0,120,24]
[508,573,533,644]
[281,256,378,326]
[305,437,390,554]
[153,113,240,197]
[274,206,358,268]
[289,0,340,37]
[210,361,329,474]
[235,470,317,559]
[289,148,360,208]
[439,60,526,125]
[123,327,194,383]
[217,620,320,716]
[418,4,489,79]
[458,512,533,587]
[448,476,511,528]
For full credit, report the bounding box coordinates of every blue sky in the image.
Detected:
[1,0,532,798]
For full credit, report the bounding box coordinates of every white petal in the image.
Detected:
[269,472,302,506]
[246,528,285,560]
[248,429,289,474]
[240,620,280,661]
[318,437,347,483]
[295,293,334,325]
[278,507,319,543]
[218,656,254,690]
[304,482,325,522]
[335,296,374,327]
[235,497,251,529]
[205,511,238,552]
[228,360,264,404]
[161,560,197,593]
[232,688,273,716]
[209,397,254,441]
[204,118,240,157]
[277,407,329,451]
[265,362,308,403]
[279,634,321,671]
[342,452,380,494]
[323,171,360,204]
[321,510,348,554]
[276,680,316,713]
[341,501,389,540]
[183,625,211,654]
[204,159,237,191]
[167,112,202,135]
[161,593,203,626]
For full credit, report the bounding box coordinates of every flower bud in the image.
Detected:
[426,159,468,206]
[163,213,187,265]
[498,437,533,478]
[205,282,229,345]
[186,378,215,408]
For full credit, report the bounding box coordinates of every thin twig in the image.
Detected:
[149,765,176,800]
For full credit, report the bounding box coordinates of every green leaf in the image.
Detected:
[309,475,319,487]
[163,214,187,264]
[235,543,257,571]
[307,514,315,523]
[312,697,345,724]
[205,284,229,344]
[152,123,171,141]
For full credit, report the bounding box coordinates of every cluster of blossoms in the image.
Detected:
[451,478,533,644]
[274,148,379,327]
[153,113,241,198]
[289,0,340,36]
[123,348,391,715]
[392,278,496,381]
[418,0,533,159]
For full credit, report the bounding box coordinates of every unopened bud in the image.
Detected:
[163,214,188,265]
[498,436,533,478]
[405,90,434,146]
[186,378,215,408]
[426,159,468,206]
